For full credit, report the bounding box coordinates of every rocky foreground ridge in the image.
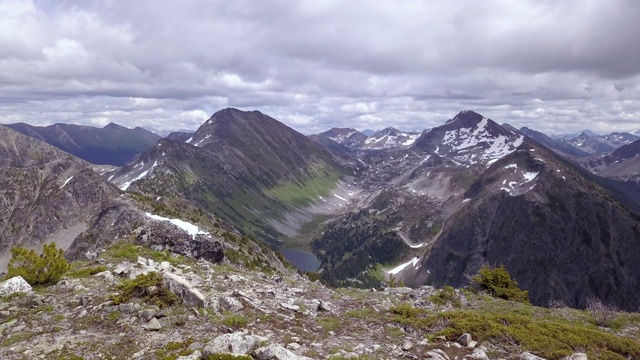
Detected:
[1,239,638,360]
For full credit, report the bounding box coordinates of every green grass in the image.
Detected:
[391,302,640,360]
[265,171,340,209]
[221,312,249,329]
[2,332,35,347]
[111,272,179,308]
[67,264,108,279]
[317,316,342,332]
[429,286,462,308]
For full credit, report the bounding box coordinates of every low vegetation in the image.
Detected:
[472,264,529,304]
[5,243,70,285]
[111,272,179,308]
[391,298,640,360]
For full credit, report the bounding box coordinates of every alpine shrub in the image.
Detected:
[472,264,529,304]
[6,242,70,285]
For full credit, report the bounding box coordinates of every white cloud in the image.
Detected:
[0,0,639,135]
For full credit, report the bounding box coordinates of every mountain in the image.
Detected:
[0,124,284,277]
[361,128,376,136]
[519,126,591,158]
[358,127,421,150]
[556,131,638,155]
[306,110,640,312]
[310,111,530,286]
[5,122,161,166]
[395,132,640,310]
[601,132,640,148]
[166,131,194,142]
[108,108,353,243]
[317,128,368,148]
[412,110,524,167]
[584,138,640,181]
[0,125,118,268]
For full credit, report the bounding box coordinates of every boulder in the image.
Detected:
[253,344,313,360]
[317,300,332,312]
[220,296,244,312]
[401,339,413,350]
[0,276,33,297]
[202,332,267,355]
[457,333,473,346]
[162,272,206,307]
[142,317,162,331]
[469,348,490,360]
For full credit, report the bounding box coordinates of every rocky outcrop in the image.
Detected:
[66,205,224,264]
[0,276,33,297]
[202,332,267,356]
[136,222,224,263]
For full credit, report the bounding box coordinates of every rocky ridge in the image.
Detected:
[0,241,621,359]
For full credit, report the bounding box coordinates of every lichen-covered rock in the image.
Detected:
[0,276,33,297]
[220,296,244,312]
[202,332,267,355]
[162,272,206,307]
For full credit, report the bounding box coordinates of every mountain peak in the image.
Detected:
[446,110,486,126]
[104,122,126,130]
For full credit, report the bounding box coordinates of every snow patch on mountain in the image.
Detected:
[117,160,159,191]
[61,176,73,188]
[388,257,420,275]
[145,212,209,239]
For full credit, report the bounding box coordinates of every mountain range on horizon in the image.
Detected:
[2,107,639,313]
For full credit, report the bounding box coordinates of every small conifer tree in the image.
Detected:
[472,264,529,304]
[6,242,70,285]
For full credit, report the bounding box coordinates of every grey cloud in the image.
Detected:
[0,0,639,135]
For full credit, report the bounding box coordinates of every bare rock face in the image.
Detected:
[136,222,224,263]
[66,205,224,264]
[0,276,33,297]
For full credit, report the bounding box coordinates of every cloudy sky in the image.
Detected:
[1,0,639,135]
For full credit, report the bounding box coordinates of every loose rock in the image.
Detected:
[0,276,33,297]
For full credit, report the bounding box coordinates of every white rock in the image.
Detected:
[142,318,162,331]
[401,339,413,350]
[203,332,266,355]
[520,352,547,360]
[0,276,33,297]
[253,344,313,360]
[469,348,490,360]
[562,354,588,360]
[220,296,244,312]
[280,302,300,312]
